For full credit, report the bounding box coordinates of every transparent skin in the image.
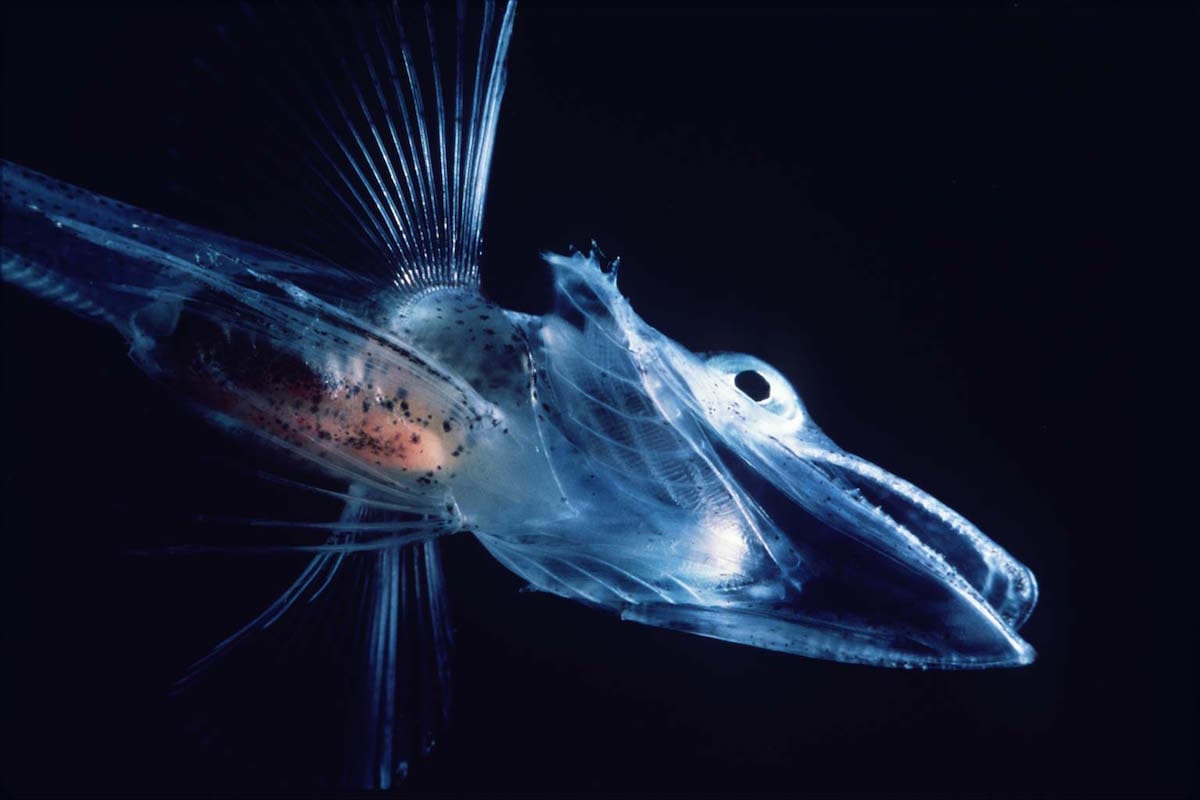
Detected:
[0,0,1038,785]
[2,158,1037,668]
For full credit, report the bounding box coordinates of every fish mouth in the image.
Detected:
[776,440,1039,632]
[638,434,1038,669]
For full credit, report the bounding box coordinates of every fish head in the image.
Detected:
[481,251,1037,668]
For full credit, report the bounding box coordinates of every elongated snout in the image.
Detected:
[798,445,1039,631]
[678,434,1039,668]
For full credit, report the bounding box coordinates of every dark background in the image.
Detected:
[1,2,1182,796]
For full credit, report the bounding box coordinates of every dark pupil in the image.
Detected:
[734,370,771,401]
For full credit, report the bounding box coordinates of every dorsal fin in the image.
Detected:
[281,0,516,293]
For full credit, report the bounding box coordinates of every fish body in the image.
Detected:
[0,0,1038,787]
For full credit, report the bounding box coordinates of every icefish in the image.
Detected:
[1,0,1036,787]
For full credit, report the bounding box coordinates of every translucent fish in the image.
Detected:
[0,0,1037,787]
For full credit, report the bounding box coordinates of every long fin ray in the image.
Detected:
[173,487,456,787]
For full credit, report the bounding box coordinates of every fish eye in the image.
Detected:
[701,352,806,433]
[734,369,771,402]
